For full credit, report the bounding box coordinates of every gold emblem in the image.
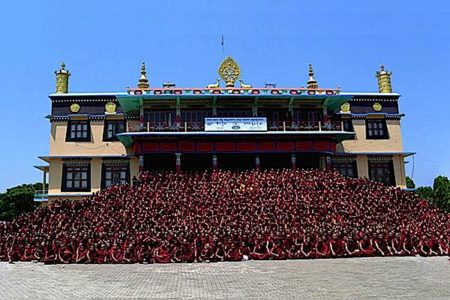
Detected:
[218,56,241,88]
[340,102,351,113]
[373,102,382,112]
[105,102,117,114]
[70,103,80,113]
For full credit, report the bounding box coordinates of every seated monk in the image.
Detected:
[315,239,330,259]
[287,245,300,259]
[199,243,214,262]
[180,241,195,263]
[58,243,73,264]
[110,243,124,263]
[300,240,314,259]
[211,243,225,262]
[345,239,361,257]
[21,244,34,262]
[33,243,45,262]
[250,241,270,260]
[239,242,251,261]
[226,244,242,262]
[44,244,57,265]
[330,239,346,258]
[75,244,89,264]
[136,245,151,264]
[96,244,108,264]
[154,245,171,263]
[123,245,136,264]
[358,238,375,257]
[86,245,97,264]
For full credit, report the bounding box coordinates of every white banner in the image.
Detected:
[205,117,267,132]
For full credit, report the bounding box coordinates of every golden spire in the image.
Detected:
[306,63,318,89]
[218,56,241,88]
[376,64,392,93]
[54,62,71,94]
[138,61,150,89]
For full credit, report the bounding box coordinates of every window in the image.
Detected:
[333,161,358,178]
[369,161,395,186]
[343,120,354,132]
[102,164,129,188]
[216,109,253,118]
[103,120,126,141]
[181,110,212,123]
[144,111,176,124]
[292,109,323,123]
[62,164,90,192]
[366,119,388,139]
[342,119,355,139]
[66,120,90,142]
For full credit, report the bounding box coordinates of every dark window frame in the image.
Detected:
[181,110,212,123]
[144,110,176,124]
[368,160,396,186]
[61,163,91,192]
[101,163,130,189]
[216,108,253,118]
[103,119,126,141]
[366,119,389,139]
[66,119,91,142]
[333,161,358,178]
[342,119,355,139]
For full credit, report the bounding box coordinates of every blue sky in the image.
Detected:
[0,0,449,191]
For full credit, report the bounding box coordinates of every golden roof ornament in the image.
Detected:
[218,56,241,88]
[376,64,392,93]
[55,62,71,94]
[306,63,318,89]
[138,61,150,89]
[105,102,117,114]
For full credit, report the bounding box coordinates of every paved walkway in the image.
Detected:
[0,257,449,299]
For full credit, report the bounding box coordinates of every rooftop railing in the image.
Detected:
[134,120,345,133]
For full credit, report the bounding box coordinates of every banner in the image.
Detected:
[205,117,267,132]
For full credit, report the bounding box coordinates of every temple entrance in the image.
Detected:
[182,154,212,171]
[296,154,320,169]
[144,154,175,171]
[218,154,255,170]
[260,154,291,170]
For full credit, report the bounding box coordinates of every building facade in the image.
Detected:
[35,58,413,202]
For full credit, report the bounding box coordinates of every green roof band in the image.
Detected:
[116,95,142,115]
[117,94,353,115]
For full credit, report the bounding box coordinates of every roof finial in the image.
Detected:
[218,56,241,88]
[138,61,150,89]
[307,63,318,89]
[55,62,71,94]
[376,64,392,93]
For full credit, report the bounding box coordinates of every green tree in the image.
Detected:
[415,186,434,202]
[406,176,415,189]
[433,176,450,211]
[0,183,43,221]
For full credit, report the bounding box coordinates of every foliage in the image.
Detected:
[0,183,43,221]
[406,176,415,189]
[415,176,450,212]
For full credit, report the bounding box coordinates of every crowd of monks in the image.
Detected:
[0,169,449,264]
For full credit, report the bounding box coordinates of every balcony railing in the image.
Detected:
[134,120,345,133]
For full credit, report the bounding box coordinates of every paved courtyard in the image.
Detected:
[0,257,449,299]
